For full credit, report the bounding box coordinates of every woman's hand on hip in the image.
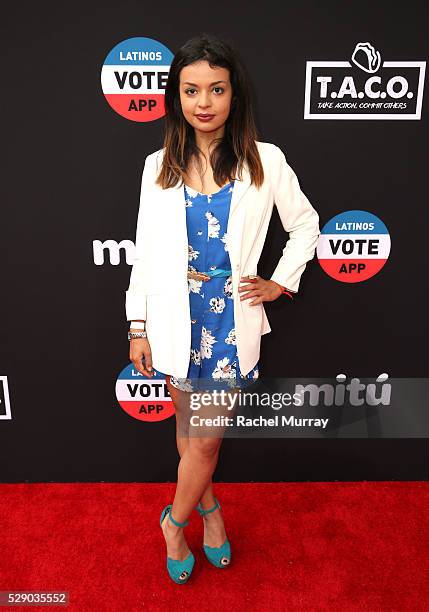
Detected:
[238,275,284,305]
[129,338,154,377]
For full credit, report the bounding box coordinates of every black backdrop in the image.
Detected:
[1,1,428,482]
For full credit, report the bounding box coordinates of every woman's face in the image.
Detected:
[179,60,233,135]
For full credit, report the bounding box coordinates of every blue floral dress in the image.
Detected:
[169,180,259,392]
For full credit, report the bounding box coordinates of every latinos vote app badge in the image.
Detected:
[317,210,391,283]
[101,36,174,122]
[115,364,175,422]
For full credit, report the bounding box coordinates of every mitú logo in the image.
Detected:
[317,210,391,283]
[100,36,174,122]
[92,240,134,265]
[304,41,426,119]
[115,364,174,422]
[294,373,391,407]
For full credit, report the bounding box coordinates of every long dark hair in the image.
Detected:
[156,32,264,190]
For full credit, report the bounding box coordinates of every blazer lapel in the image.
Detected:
[229,158,252,219]
[226,159,252,262]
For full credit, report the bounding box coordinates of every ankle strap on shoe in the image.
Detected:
[168,508,189,528]
[196,497,220,516]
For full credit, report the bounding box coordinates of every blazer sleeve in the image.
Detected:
[269,145,320,293]
[125,154,152,321]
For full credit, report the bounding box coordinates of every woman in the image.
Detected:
[126,33,320,584]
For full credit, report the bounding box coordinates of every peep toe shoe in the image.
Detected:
[160,504,195,584]
[196,497,231,568]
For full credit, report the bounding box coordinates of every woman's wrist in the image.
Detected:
[271,281,294,299]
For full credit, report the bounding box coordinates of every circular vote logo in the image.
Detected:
[100,36,174,122]
[115,364,175,422]
[317,210,391,283]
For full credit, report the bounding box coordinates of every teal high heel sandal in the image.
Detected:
[160,504,195,584]
[196,497,231,568]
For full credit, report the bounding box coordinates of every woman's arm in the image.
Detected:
[269,145,320,293]
[125,155,154,377]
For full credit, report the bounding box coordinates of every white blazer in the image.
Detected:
[125,141,320,378]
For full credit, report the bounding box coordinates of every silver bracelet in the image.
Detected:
[128,330,147,341]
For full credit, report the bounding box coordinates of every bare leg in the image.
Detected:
[162,376,240,557]
[166,375,216,508]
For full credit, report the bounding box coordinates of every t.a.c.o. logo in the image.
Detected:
[317,210,391,282]
[101,37,174,122]
[115,364,174,422]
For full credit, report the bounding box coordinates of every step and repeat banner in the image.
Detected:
[2,1,428,482]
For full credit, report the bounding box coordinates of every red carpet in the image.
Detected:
[1,482,428,611]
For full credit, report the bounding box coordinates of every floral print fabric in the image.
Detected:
[169,180,259,392]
